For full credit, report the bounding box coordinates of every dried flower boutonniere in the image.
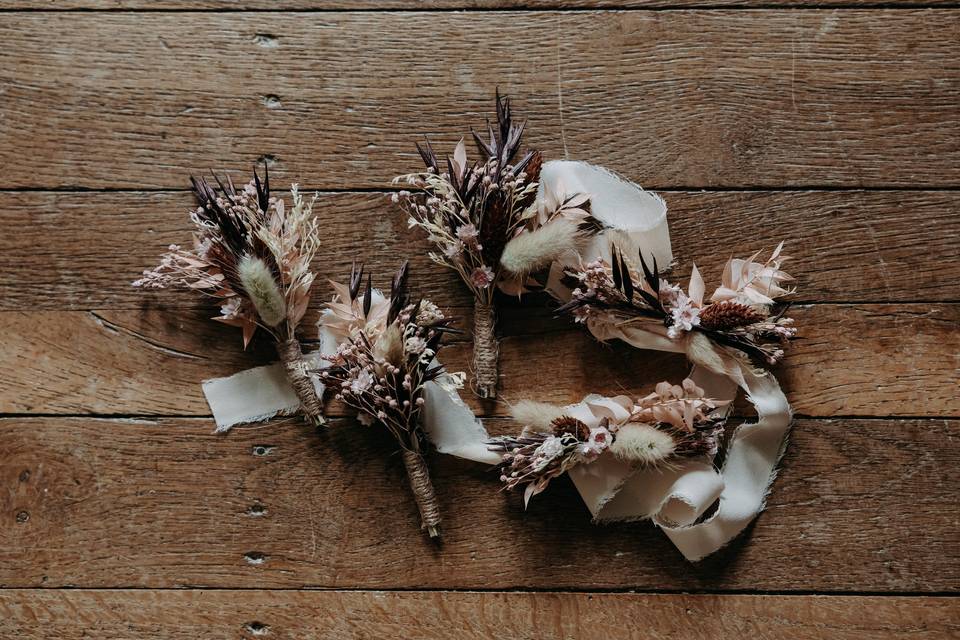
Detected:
[319,262,464,538]
[489,379,727,505]
[559,243,797,370]
[395,91,598,398]
[133,165,325,424]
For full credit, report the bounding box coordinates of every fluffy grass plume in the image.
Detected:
[500,217,583,276]
[511,399,567,430]
[238,254,287,327]
[610,423,676,465]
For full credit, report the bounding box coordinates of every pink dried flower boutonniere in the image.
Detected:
[133,165,325,424]
[559,242,797,369]
[395,91,600,398]
[319,261,463,538]
[489,379,727,506]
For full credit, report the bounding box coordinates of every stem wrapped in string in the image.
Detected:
[472,301,499,399]
[401,448,441,538]
[277,338,324,426]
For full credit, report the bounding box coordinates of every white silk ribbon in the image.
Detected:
[200,159,792,561]
[533,160,793,560]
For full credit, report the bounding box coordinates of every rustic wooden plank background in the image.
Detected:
[1,3,957,639]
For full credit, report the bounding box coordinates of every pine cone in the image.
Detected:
[699,301,765,331]
[552,415,590,441]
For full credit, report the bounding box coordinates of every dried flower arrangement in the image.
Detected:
[318,261,464,538]
[394,91,598,398]
[558,243,796,369]
[489,379,726,506]
[133,165,325,425]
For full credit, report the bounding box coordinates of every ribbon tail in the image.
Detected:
[202,353,326,432]
[421,380,500,465]
[656,366,792,561]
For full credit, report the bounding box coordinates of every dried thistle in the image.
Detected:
[319,262,463,538]
[558,243,797,367]
[133,164,325,424]
[394,91,598,398]
[489,378,726,505]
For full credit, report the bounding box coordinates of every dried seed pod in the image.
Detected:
[699,301,766,331]
[551,415,590,441]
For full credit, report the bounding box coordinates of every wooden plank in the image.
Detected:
[2,190,957,311]
[1,304,956,418]
[1,11,958,189]
[1,416,957,590]
[1,0,953,8]
[1,590,956,640]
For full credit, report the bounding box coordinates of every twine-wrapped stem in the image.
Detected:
[401,448,441,538]
[473,300,499,398]
[277,337,325,426]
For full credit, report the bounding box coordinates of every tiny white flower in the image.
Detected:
[349,368,375,394]
[443,239,464,258]
[456,223,480,246]
[416,300,444,324]
[219,297,243,319]
[404,336,428,355]
[538,436,564,458]
[668,292,701,337]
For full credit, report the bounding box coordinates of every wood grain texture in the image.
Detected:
[1,11,958,189]
[1,304,957,417]
[3,0,955,7]
[3,190,957,311]
[1,416,957,590]
[1,590,957,640]
[1,0,956,628]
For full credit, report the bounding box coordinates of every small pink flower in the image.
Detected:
[219,297,243,319]
[470,265,495,289]
[456,223,480,247]
[443,239,464,259]
[668,292,701,338]
[658,279,681,306]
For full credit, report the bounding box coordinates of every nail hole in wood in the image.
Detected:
[245,621,270,636]
[252,34,279,48]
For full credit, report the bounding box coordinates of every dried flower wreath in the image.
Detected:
[318,262,464,538]
[490,379,727,506]
[133,165,325,424]
[395,92,598,398]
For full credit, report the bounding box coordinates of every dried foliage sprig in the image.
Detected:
[133,164,325,424]
[319,262,464,538]
[558,243,797,367]
[489,379,726,505]
[394,91,599,398]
